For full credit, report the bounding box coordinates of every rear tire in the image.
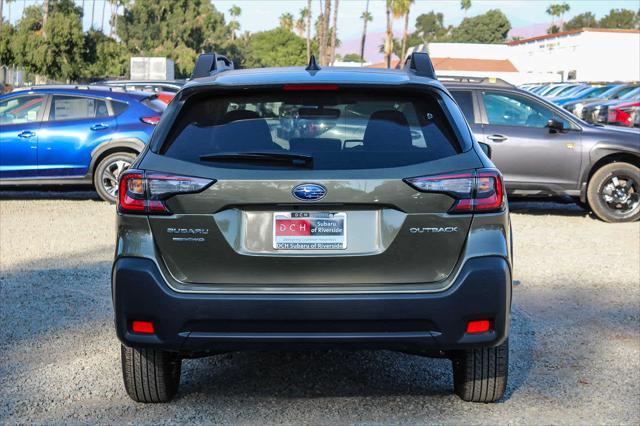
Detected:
[587,162,640,223]
[452,339,508,403]
[121,345,182,403]
[93,152,137,203]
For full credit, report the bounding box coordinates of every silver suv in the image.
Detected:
[112,53,512,403]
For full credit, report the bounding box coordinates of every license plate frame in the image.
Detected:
[273,212,347,250]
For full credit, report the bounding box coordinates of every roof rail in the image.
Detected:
[12,84,127,93]
[438,75,514,87]
[191,53,234,79]
[403,52,436,79]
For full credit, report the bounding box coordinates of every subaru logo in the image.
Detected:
[292,183,326,201]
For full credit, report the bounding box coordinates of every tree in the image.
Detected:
[295,15,306,37]
[563,12,598,31]
[320,0,331,65]
[228,4,241,41]
[342,53,364,63]
[279,12,293,31]
[305,0,312,61]
[117,0,229,77]
[396,0,414,62]
[384,0,394,68]
[359,0,372,62]
[449,9,511,43]
[460,0,471,17]
[414,11,447,42]
[82,29,128,78]
[546,3,570,34]
[599,8,639,29]
[42,0,85,80]
[0,20,14,65]
[329,0,339,65]
[244,27,308,68]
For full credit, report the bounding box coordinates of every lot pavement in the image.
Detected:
[0,191,639,424]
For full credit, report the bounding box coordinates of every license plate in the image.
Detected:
[273,212,347,250]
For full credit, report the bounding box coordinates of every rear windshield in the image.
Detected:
[160,90,462,170]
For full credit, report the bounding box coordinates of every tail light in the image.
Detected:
[118,170,214,214]
[404,169,504,213]
[140,116,161,125]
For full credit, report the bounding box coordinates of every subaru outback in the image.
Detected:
[112,53,512,403]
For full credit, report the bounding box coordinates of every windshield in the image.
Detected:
[160,90,463,170]
[619,87,640,100]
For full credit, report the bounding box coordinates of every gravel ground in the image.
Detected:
[0,191,638,425]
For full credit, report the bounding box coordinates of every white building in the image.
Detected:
[507,28,640,83]
[409,28,640,85]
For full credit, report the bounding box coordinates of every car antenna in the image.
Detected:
[305,55,321,72]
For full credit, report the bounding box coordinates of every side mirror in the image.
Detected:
[478,142,492,159]
[547,118,564,133]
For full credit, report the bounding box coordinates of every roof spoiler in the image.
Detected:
[403,52,436,80]
[191,53,234,79]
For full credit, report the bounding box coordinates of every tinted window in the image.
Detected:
[49,96,109,121]
[112,101,129,115]
[449,90,475,123]
[482,91,570,129]
[0,95,45,125]
[161,90,462,170]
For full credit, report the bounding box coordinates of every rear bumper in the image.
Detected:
[112,256,511,354]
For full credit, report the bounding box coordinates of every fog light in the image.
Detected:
[131,320,155,334]
[466,319,491,334]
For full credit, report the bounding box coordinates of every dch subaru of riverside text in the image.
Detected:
[112,53,513,403]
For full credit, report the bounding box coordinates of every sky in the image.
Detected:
[3,0,639,60]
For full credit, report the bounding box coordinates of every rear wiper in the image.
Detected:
[199,151,314,168]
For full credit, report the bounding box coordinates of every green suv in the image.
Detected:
[112,53,512,403]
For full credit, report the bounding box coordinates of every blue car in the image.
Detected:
[0,85,167,202]
[552,85,616,107]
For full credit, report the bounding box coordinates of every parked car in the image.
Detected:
[95,79,185,93]
[543,83,586,98]
[565,84,639,117]
[0,85,167,202]
[551,84,615,107]
[607,100,640,127]
[113,52,513,404]
[446,77,640,223]
[581,88,640,124]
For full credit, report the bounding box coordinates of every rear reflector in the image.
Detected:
[140,116,161,125]
[118,170,214,215]
[404,169,504,213]
[131,320,155,334]
[466,319,491,334]
[283,84,339,91]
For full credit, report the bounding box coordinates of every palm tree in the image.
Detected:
[460,0,471,17]
[296,7,308,38]
[329,0,339,65]
[90,0,96,30]
[546,3,570,33]
[384,0,394,68]
[321,0,331,65]
[279,12,294,31]
[359,0,372,63]
[228,5,241,41]
[305,1,312,61]
[398,0,414,62]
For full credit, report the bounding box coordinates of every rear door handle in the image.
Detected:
[18,131,36,139]
[487,134,507,142]
[90,123,109,131]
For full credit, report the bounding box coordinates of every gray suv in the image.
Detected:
[445,77,640,223]
[112,53,512,403]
